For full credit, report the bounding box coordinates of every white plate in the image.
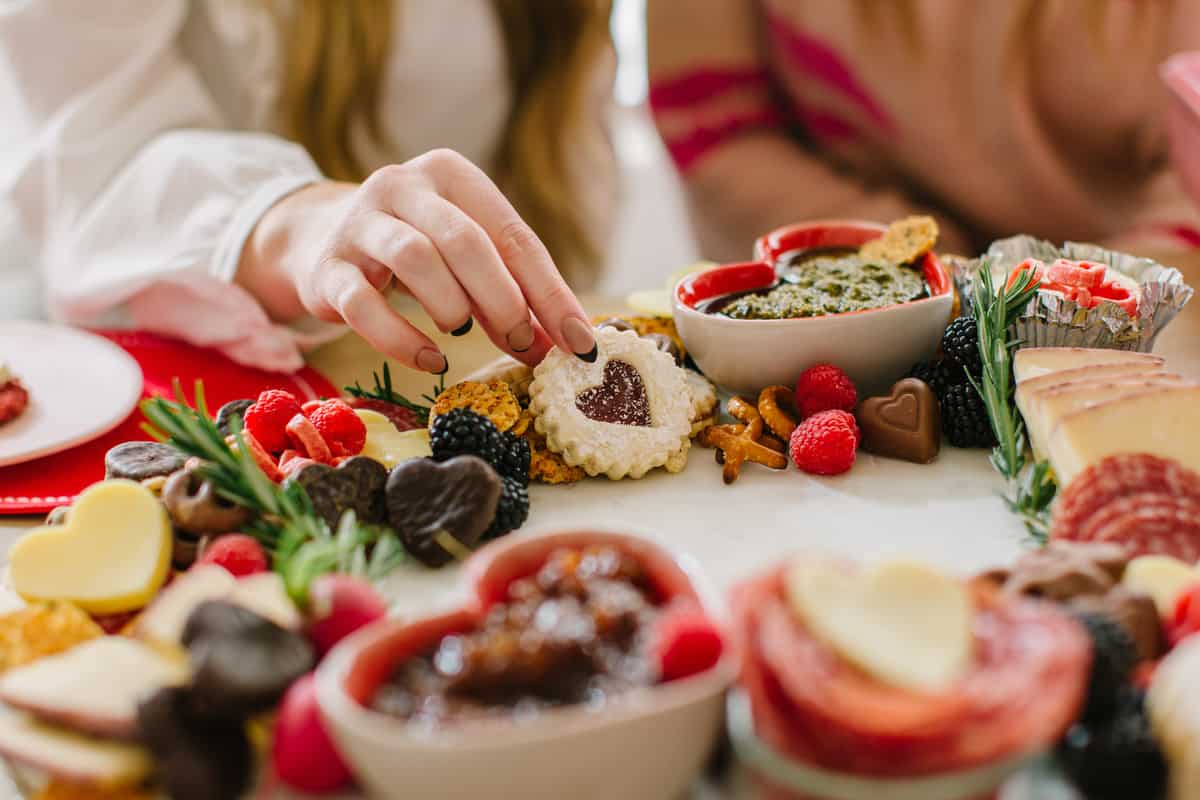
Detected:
[0,322,142,467]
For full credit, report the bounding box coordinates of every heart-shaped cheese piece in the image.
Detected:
[9,480,172,615]
[784,559,973,691]
[1123,555,1200,617]
[356,409,432,468]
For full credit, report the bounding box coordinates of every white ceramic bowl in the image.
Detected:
[315,530,737,800]
[673,220,955,397]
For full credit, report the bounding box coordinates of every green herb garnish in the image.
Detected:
[345,362,445,426]
[969,261,1057,541]
[141,381,405,603]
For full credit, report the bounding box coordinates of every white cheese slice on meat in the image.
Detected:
[1014,347,1164,383]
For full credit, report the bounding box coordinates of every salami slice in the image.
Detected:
[1051,454,1200,560]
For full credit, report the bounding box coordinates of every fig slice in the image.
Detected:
[0,711,152,787]
[0,637,189,739]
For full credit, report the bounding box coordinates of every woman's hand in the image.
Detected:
[238,149,598,373]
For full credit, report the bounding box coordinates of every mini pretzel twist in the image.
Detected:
[757,385,799,441]
[697,395,787,484]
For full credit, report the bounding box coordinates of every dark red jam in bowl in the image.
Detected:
[371,546,663,724]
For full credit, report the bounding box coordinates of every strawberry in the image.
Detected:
[243,390,303,454]
[306,400,367,457]
[651,604,725,682]
[272,674,352,793]
[795,364,857,419]
[196,534,269,577]
[307,574,389,657]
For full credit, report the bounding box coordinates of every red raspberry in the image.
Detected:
[305,400,366,458]
[197,534,269,577]
[789,409,859,475]
[651,604,725,682]
[243,390,303,453]
[795,364,857,419]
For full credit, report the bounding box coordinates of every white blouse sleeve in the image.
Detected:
[0,0,331,372]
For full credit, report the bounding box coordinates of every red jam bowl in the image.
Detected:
[314,529,737,800]
[673,220,955,396]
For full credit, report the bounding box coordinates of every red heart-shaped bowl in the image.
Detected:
[315,529,736,800]
[673,220,954,396]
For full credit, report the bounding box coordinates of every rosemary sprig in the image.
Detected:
[140,381,406,602]
[345,362,445,426]
[968,261,1058,541]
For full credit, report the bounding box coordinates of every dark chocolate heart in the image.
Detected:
[385,456,501,568]
[858,378,941,464]
[291,456,388,530]
[574,360,652,426]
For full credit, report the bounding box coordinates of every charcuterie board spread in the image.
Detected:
[1,218,1199,800]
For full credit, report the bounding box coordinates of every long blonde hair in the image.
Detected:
[272,0,612,288]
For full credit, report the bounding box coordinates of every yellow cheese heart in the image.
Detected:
[1123,556,1200,617]
[356,409,432,468]
[9,480,172,615]
[784,559,973,692]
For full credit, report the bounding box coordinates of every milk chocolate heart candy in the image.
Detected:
[9,480,172,615]
[290,456,388,530]
[858,378,941,463]
[386,456,501,568]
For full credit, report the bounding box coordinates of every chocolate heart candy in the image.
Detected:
[386,456,501,568]
[104,441,187,481]
[291,456,388,530]
[214,399,254,437]
[575,360,652,427]
[858,378,940,463]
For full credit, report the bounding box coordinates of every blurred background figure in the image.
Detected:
[647,0,1200,265]
[0,0,698,372]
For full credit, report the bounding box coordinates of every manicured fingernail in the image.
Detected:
[506,320,535,353]
[416,348,448,374]
[576,344,598,363]
[450,318,473,337]
[561,316,596,357]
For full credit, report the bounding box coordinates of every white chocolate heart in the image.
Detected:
[1123,555,1200,617]
[784,559,973,692]
[9,480,171,615]
[356,409,432,468]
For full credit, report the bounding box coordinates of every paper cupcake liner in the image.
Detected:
[951,236,1194,353]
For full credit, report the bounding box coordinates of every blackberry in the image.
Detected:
[941,316,983,377]
[494,431,531,486]
[1059,688,1167,800]
[430,409,504,467]
[941,383,996,448]
[483,475,529,540]
[1073,611,1138,723]
[905,360,954,401]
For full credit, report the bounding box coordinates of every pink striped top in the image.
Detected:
[648,0,1200,255]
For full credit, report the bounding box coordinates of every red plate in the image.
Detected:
[0,331,336,515]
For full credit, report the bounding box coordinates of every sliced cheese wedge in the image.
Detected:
[0,711,152,788]
[1023,375,1190,459]
[1014,347,1164,383]
[1046,385,1200,486]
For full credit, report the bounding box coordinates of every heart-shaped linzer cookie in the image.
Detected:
[292,456,389,530]
[858,378,940,464]
[9,480,172,615]
[575,360,652,427]
[385,456,501,568]
[784,559,973,692]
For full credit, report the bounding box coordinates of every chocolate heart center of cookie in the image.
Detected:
[878,392,920,432]
[575,360,652,427]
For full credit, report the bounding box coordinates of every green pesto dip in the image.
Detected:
[718,252,928,320]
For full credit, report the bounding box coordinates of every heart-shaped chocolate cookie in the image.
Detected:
[385,456,501,568]
[575,360,651,427]
[291,456,388,530]
[858,378,940,464]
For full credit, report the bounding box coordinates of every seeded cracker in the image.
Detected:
[429,379,521,432]
[859,215,939,265]
[0,602,104,673]
[523,426,586,484]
